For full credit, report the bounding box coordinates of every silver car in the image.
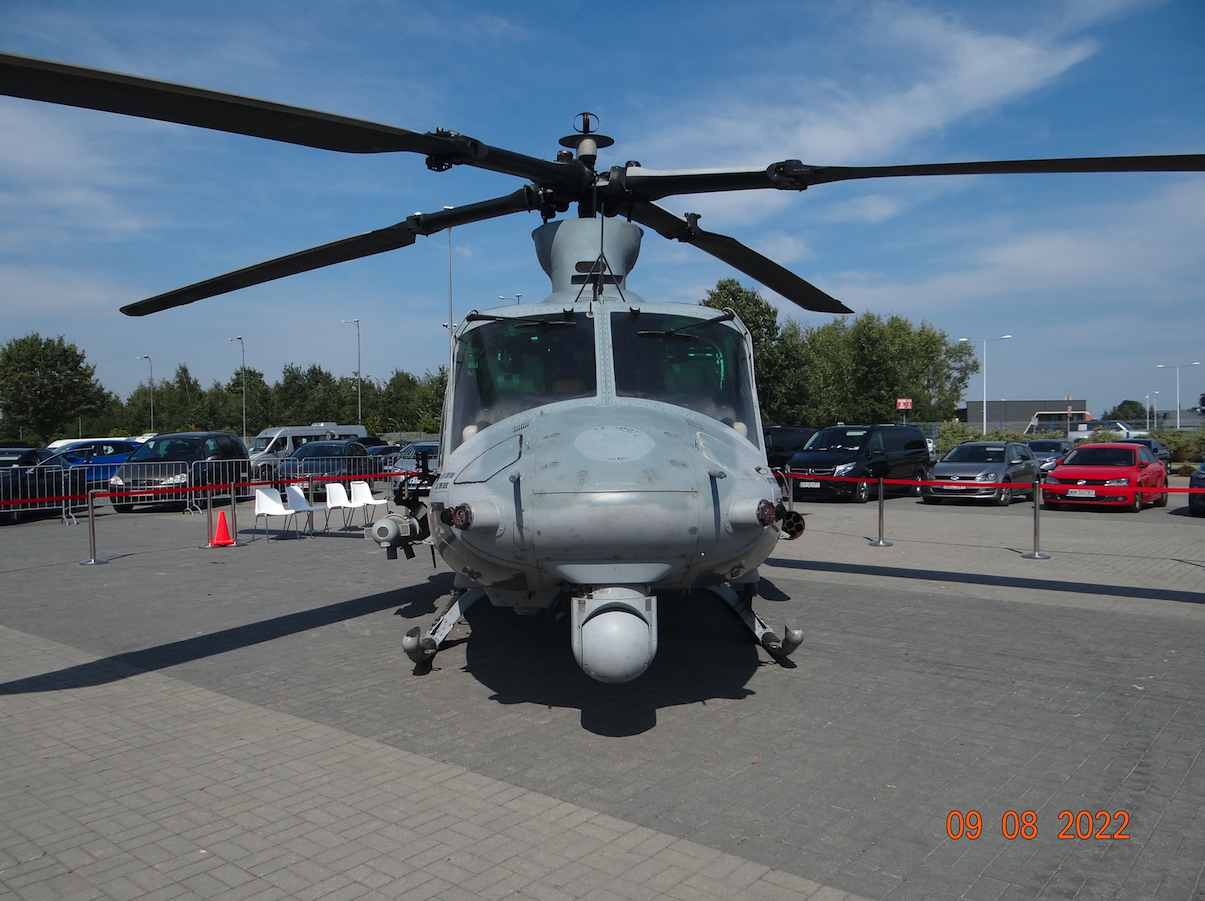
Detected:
[923,441,1039,505]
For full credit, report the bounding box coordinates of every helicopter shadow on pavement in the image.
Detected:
[0,574,453,695]
[458,589,766,737]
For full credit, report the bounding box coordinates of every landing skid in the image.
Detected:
[706,583,803,659]
[401,588,484,665]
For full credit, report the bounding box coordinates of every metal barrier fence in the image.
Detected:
[2,459,1200,566]
[0,455,399,522]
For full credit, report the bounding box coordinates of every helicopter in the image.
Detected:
[2,51,1202,683]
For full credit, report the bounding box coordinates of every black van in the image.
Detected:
[786,424,928,502]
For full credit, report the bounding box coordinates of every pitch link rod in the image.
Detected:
[121,187,539,317]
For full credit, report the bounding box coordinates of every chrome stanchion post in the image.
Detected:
[1022,479,1050,559]
[79,490,108,565]
[785,465,793,512]
[200,488,216,548]
[226,465,247,547]
[869,478,892,547]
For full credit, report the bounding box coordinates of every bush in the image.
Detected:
[1177,463,1196,477]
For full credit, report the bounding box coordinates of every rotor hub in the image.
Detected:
[559,111,613,169]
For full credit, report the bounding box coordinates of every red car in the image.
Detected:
[1042,443,1168,512]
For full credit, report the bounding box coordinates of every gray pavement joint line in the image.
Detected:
[0,623,873,901]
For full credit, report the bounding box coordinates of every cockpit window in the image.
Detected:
[450,312,596,449]
[610,311,759,445]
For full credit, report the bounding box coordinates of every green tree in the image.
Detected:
[1104,399,1147,422]
[0,333,107,444]
[698,280,975,428]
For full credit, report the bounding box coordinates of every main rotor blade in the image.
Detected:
[0,52,586,188]
[624,201,853,315]
[615,154,1205,201]
[121,188,536,316]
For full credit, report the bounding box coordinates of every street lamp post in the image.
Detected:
[136,355,153,431]
[1144,394,1150,430]
[959,335,1012,434]
[229,337,246,442]
[1156,361,1200,430]
[342,319,361,423]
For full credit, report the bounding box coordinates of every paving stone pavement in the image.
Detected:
[1,490,1203,900]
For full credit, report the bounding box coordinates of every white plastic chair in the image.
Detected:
[350,480,388,525]
[253,488,297,541]
[324,482,362,531]
[285,485,325,535]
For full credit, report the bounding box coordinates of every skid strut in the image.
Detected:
[401,588,484,665]
[707,583,803,658]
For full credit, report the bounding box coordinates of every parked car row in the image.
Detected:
[772,425,1193,515]
[2,430,431,523]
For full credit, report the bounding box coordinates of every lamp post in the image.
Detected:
[229,337,246,442]
[341,319,361,423]
[1144,394,1150,430]
[959,335,1012,434]
[136,355,153,431]
[1156,361,1200,430]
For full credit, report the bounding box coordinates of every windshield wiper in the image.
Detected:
[637,309,735,338]
[464,311,577,328]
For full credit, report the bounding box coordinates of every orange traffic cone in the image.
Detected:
[212,510,235,547]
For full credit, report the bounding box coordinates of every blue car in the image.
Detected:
[54,440,140,489]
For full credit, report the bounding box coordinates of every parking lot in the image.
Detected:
[1,488,1203,900]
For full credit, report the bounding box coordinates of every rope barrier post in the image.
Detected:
[227,472,247,547]
[79,490,107,565]
[785,465,793,512]
[869,478,892,547]
[1022,479,1050,559]
[200,488,216,548]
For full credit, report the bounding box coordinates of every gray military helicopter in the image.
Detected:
[3,52,1202,682]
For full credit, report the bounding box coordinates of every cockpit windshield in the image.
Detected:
[610,311,759,445]
[450,312,596,449]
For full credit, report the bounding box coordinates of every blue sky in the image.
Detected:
[1,0,1203,418]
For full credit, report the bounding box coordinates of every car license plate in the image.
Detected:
[800,480,821,488]
[1067,488,1096,498]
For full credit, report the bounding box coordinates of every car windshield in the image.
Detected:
[943,445,1007,463]
[1028,441,1063,453]
[611,312,759,445]
[1063,447,1135,466]
[804,428,868,452]
[128,436,201,462]
[248,436,275,453]
[292,443,346,459]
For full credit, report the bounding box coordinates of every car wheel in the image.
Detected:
[112,502,133,513]
[1127,488,1143,513]
[909,466,924,496]
[1155,479,1169,507]
[852,480,870,503]
[994,482,1013,506]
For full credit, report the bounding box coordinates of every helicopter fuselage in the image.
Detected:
[383,219,787,682]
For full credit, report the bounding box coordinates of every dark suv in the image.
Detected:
[786,424,929,502]
[763,426,817,469]
[109,431,250,511]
